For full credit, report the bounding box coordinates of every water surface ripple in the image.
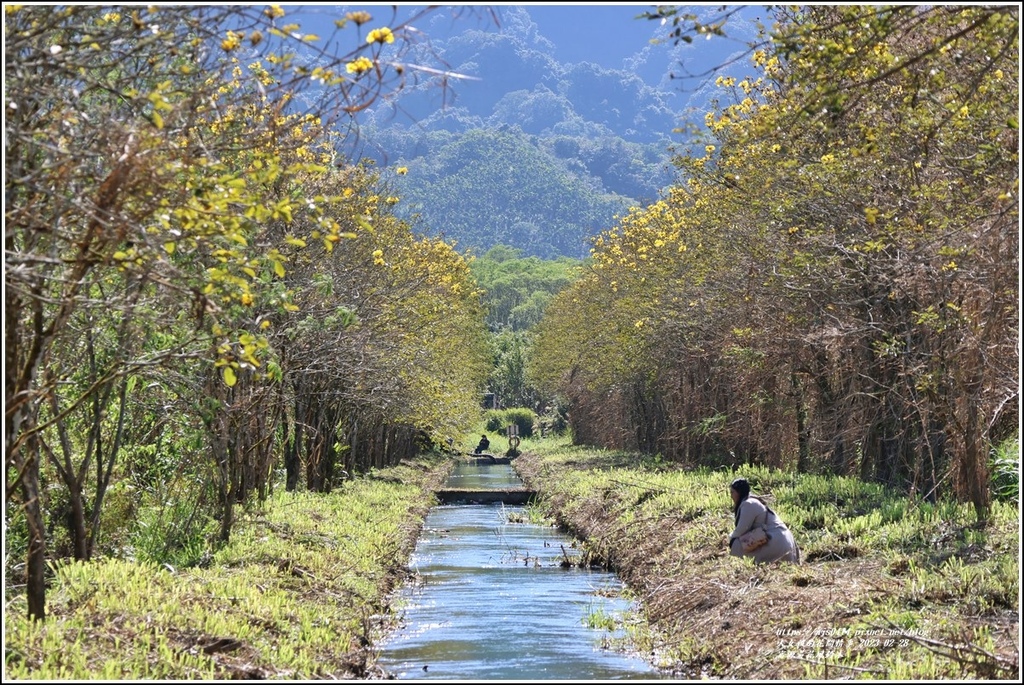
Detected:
[376,462,666,680]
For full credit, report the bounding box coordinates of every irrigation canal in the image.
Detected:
[376,460,667,680]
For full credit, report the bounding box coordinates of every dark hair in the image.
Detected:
[730,478,751,521]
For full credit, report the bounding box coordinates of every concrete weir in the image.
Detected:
[466,454,512,465]
[435,488,536,505]
[434,455,536,504]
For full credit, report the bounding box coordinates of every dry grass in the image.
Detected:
[515,449,1020,680]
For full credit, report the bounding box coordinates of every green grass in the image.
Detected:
[4,456,452,680]
[582,605,619,631]
[13,434,1010,680]
[513,434,1020,680]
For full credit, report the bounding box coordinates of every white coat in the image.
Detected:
[729,496,800,564]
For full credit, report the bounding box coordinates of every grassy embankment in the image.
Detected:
[4,456,453,680]
[6,432,1017,680]
[514,435,1020,680]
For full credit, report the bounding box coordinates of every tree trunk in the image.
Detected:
[68,479,89,560]
[45,404,91,560]
[793,372,811,473]
[217,436,235,544]
[286,401,302,492]
[960,359,990,522]
[22,433,47,621]
[89,375,130,554]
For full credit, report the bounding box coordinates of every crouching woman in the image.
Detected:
[728,478,800,564]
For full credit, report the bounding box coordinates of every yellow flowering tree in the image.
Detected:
[532,5,1018,520]
[716,5,1020,518]
[4,4,485,620]
[274,169,489,492]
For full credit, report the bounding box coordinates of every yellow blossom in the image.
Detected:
[367,27,394,45]
[221,30,241,52]
[346,11,372,25]
[346,56,373,75]
[396,166,408,175]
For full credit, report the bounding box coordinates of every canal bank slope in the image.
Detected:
[5,456,455,680]
[514,442,1020,680]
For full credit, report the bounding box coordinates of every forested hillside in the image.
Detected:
[372,128,653,258]
[355,6,694,257]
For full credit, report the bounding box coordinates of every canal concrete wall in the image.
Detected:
[435,488,536,505]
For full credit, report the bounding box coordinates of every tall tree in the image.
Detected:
[5,4,483,620]
[532,6,1018,520]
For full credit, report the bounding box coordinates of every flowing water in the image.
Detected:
[376,461,666,680]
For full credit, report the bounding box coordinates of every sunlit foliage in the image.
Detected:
[5,4,490,621]
[532,6,1018,520]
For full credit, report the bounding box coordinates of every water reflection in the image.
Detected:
[376,463,666,680]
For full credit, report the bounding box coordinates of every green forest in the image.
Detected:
[4,4,1019,680]
[370,127,660,258]
[355,5,687,259]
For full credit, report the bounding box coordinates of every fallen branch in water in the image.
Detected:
[560,544,574,568]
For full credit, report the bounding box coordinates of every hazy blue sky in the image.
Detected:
[509,4,664,68]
